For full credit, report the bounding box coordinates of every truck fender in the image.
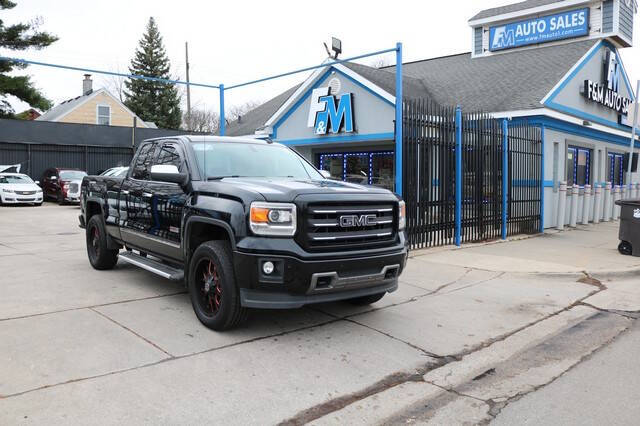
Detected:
[183,216,237,261]
[84,197,120,250]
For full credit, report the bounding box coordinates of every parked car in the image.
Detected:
[41,168,87,204]
[80,136,407,331]
[0,173,43,206]
[100,167,129,178]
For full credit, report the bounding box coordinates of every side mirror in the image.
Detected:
[320,170,332,179]
[150,164,189,186]
[50,176,57,180]
[35,180,40,185]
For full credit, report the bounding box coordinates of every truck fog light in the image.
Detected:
[262,261,275,275]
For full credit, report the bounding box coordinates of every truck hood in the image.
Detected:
[217,177,394,202]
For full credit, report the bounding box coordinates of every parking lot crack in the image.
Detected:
[89,307,175,358]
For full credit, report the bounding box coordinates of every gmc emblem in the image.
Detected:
[339,214,377,227]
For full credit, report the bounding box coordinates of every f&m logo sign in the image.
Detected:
[307,87,354,135]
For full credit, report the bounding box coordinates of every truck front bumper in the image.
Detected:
[234,245,408,309]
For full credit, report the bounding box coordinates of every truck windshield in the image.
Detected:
[192,142,324,180]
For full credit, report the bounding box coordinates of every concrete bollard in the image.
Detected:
[603,182,612,222]
[636,183,640,199]
[622,185,627,201]
[569,184,579,227]
[613,185,621,220]
[557,181,567,230]
[593,183,602,224]
[582,184,591,225]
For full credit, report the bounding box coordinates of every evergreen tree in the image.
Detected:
[0,0,58,118]
[124,17,181,129]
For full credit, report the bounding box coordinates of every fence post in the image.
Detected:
[219,84,226,136]
[502,119,508,240]
[540,124,545,232]
[395,42,403,197]
[556,181,567,230]
[455,106,462,247]
[582,184,591,225]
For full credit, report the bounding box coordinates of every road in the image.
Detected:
[493,316,640,426]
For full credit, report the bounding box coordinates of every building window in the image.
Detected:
[608,152,624,186]
[318,151,394,191]
[567,146,591,186]
[97,105,111,125]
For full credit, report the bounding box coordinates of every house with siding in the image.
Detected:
[36,74,156,128]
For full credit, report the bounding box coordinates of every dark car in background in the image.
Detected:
[41,168,87,204]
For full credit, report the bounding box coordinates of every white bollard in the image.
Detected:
[569,184,579,227]
[603,182,612,222]
[636,183,640,199]
[582,184,591,225]
[593,183,602,224]
[622,185,627,201]
[613,185,621,220]
[557,181,567,230]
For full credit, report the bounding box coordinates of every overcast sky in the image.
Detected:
[3,0,639,117]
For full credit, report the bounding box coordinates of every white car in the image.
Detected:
[0,173,44,206]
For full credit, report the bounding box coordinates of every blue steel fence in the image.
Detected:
[402,99,541,249]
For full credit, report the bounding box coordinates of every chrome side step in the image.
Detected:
[119,251,184,281]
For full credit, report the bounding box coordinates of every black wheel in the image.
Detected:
[86,215,119,270]
[619,241,633,256]
[188,241,248,331]
[57,191,64,205]
[347,292,386,306]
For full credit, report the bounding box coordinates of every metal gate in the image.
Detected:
[402,99,542,249]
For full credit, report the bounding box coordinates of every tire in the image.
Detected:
[346,292,386,306]
[57,192,64,205]
[618,241,633,256]
[86,215,119,270]
[188,240,248,331]
[34,202,42,207]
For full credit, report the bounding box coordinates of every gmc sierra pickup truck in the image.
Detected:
[80,136,407,330]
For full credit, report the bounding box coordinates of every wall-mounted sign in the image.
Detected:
[583,50,633,115]
[307,87,354,135]
[489,8,589,51]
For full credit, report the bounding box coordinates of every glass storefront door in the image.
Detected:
[318,151,394,191]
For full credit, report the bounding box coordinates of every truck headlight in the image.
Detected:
[398,200,406,231]
[250,202,297,236]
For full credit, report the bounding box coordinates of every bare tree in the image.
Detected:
[102,65,127,102]
[369,58,391,69]
[182,108,219,133]
[227,100,261,122]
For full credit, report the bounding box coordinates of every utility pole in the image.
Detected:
[185,41,191,126]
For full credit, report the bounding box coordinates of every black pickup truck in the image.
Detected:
[80,136,407,330]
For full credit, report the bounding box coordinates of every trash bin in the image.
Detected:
[615,199,640,256]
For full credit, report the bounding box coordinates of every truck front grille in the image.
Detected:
[302,203,397,251]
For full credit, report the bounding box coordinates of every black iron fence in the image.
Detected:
[507,123,542,236]
[402,99,542,250]
[0,142,133,181]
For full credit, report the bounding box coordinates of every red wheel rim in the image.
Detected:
[197,259,222,316]
[90,226,100,258]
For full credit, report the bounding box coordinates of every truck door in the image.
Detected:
[144,141,188,261]
[120,141,158,252]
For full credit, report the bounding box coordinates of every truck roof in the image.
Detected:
[140,135,279,146]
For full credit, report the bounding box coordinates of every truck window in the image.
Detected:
[131,143,156,180]
[155,143,184,172]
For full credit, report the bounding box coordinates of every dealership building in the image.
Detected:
[226,0,638,228]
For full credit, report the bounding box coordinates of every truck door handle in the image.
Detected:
[121,190,130,195]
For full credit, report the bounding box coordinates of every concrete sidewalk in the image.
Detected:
[411,222,640,276]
